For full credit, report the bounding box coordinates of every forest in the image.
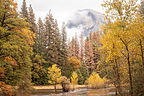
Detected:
[0,0,144,96]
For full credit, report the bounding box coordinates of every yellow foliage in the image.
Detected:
[68,56,81,69]
[71,72,78,85]
[14,28,35,46]
[87,72,106,88]
[48,64,62,85]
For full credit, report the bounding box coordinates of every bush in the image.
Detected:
[87,72,106,88]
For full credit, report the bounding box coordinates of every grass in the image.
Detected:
[33,84,87,90]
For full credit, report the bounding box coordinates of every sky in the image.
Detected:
[16,0,104,27]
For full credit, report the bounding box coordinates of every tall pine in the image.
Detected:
[0,0,34,95]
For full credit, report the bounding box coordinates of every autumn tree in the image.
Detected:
[71,72,78,90]
[101,0,139,95]
[87,72,105,88]
[74,33,80,59]
[80,33,84,62]
[68,56,81,70]
[48,64,62,92]
[68,38,75,58]
[85,36,95,74]
[0,0,34,95]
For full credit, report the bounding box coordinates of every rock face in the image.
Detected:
[66,9,105,38]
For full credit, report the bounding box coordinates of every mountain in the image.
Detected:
[66,9,105,38]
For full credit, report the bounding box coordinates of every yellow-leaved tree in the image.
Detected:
[48,64,61,92]
[71,72,78,90]
[68,56,81,70]
[87,72,105,88]
[101,0,140,95]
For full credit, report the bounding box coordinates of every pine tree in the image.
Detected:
[29,5,37,34]
[76,69,84,85]
[37,17,45,55]
[80,33,84,62]
[80,62,89,83]
[92,32,100,69]
[32,55,48,85]
[61,23,68,75]
[0,0,34,95]
[21,0,29,21]
[74,33,80,59]
[68,38,75,58]
[85,36,95,74]
[44,12,61,67]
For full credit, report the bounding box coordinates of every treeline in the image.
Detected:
[1,0,144,96]
[98,0,144,96]
[0,0,101,95]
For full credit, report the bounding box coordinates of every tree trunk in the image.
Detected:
[115,59,123,96]
[127,47,133,96]
[54,84,56,92]
[120,38,133,96]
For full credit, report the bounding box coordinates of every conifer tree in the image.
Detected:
[44,12,61,67]
[21,0,29,21]
[76,69,84,85]
[61,23,68,75]
[80,62,89,83]
[68,38,75,58]
[74,33,80,59]
[0,0,34,95]
[80,33,84,62]
[37,17,45,55]
[85,36,95,74]
[29,5,37,34]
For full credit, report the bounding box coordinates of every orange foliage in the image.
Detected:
[0,68,5,79]
[0,82,14,96]
[4,56,18,66]
[21,28,35,45]
[14,28,35,46]
[0,68,13,96]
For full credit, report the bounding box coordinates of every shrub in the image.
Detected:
[87,72,106,88]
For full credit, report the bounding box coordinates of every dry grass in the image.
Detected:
[33,84,87,90]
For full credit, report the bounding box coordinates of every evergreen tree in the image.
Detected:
[44,12,61,67]
[85,36,95,74]
[80,33,84,62]
[80,62,89,83]
[74,33,80,59]
[76,69,84,85]
[0,0,34,95]
[37,17,45,55]
[61,23,68,75]
[21,0,29,21]
[29,5,37,34]
[68,38,75,58]
[32,55,48,85]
